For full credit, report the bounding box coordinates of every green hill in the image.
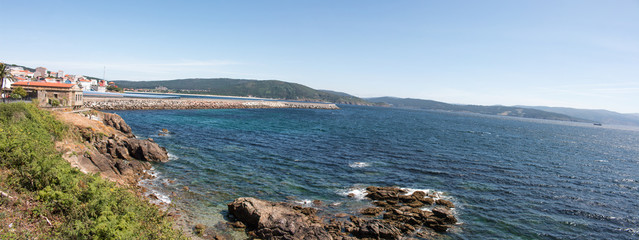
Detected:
[114,78,371,105]
[367,97,587,122]
[521,106,639,126]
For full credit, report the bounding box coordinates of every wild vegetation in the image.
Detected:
[0,102,184,239]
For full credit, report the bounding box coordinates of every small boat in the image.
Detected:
[593,123,602,126]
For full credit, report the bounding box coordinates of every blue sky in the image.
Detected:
[2,0,638,113]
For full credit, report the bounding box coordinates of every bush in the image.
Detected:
[0,102,184,239]
[49,98,61,107]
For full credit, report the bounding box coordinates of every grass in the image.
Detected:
[0,102,185,239]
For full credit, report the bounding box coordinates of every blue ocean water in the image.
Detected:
[112,105,639,239]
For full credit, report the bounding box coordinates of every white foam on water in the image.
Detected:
[338,187,367,200]
[295,199,313,207]
[595,159,609,163]
[349,162,370,168]
[624,227,639,235]
[143,167,159,178]
[146,188,172,205]
[401,188,444,199]
[168,152,179,161]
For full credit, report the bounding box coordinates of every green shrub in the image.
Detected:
[49,98,61,107]
[12,86,27,98]
[0,102,184,239]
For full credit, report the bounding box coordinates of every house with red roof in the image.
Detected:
[11,81,83,108]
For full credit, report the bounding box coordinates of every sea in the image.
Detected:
[110,105,639,239]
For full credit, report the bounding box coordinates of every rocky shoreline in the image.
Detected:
[56,111,169,185]
[83,97,340,110]
[227,186,458,240]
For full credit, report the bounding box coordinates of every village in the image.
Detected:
[0,63,121,109]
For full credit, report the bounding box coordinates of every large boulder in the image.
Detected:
[227,197,332,240]
[123,138,169,162]
[365,186,406,201]
[102,112,133,135]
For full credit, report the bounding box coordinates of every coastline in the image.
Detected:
[84,97,340,110]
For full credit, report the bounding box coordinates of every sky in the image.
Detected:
[2,0,638,113]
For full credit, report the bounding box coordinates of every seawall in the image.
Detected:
[83,97,340,110]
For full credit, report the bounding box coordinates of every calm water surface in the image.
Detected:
[112,105,639,239]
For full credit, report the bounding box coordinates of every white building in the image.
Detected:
[77,79,93,91]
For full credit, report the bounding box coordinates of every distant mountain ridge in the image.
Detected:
[367,97,587,122]
[519,106,639,127]
[114,78,371,105]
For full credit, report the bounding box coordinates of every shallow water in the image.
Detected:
[112,105,639,239]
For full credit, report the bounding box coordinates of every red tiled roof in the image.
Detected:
[12,81,75,88]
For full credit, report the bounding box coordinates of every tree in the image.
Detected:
[11,86,27,99]
[0,63,15,97]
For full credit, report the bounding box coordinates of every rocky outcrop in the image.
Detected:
[67,112,171,184]
[228,197,332,240]
[365,186,457,233]
[84,98,340,110]
[228,186,458,240]
[102,112,133,136]
[122,138,169,162]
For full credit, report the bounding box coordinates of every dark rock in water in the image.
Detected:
[194,224,206,236]
[411,191,426,200]
[102,112,133,136]
[372,200,391,208]
[365,186,406,201]
[430,223,452,233]
[227,197,333,240]
[399,194,414,203]
[407,201,425,208]
[361,207,384,216]
[227,187,458,240]
[231,221,246,228]
[422,197,435,205]
[350,217,402,240]
[435,199,455,208]
[123,138,169,162]
[431,206,452,218]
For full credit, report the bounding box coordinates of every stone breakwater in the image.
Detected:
[83,97,340,110]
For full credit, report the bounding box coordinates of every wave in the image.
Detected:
[349,162,370,168]
[139,167,172,205]
[168,152,179,161]
[145,188,172,205]
[401,188,444,200]
[295,199,313,207]
[338,186,367,200]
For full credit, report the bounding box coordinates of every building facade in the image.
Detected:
[11,81,83,108]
